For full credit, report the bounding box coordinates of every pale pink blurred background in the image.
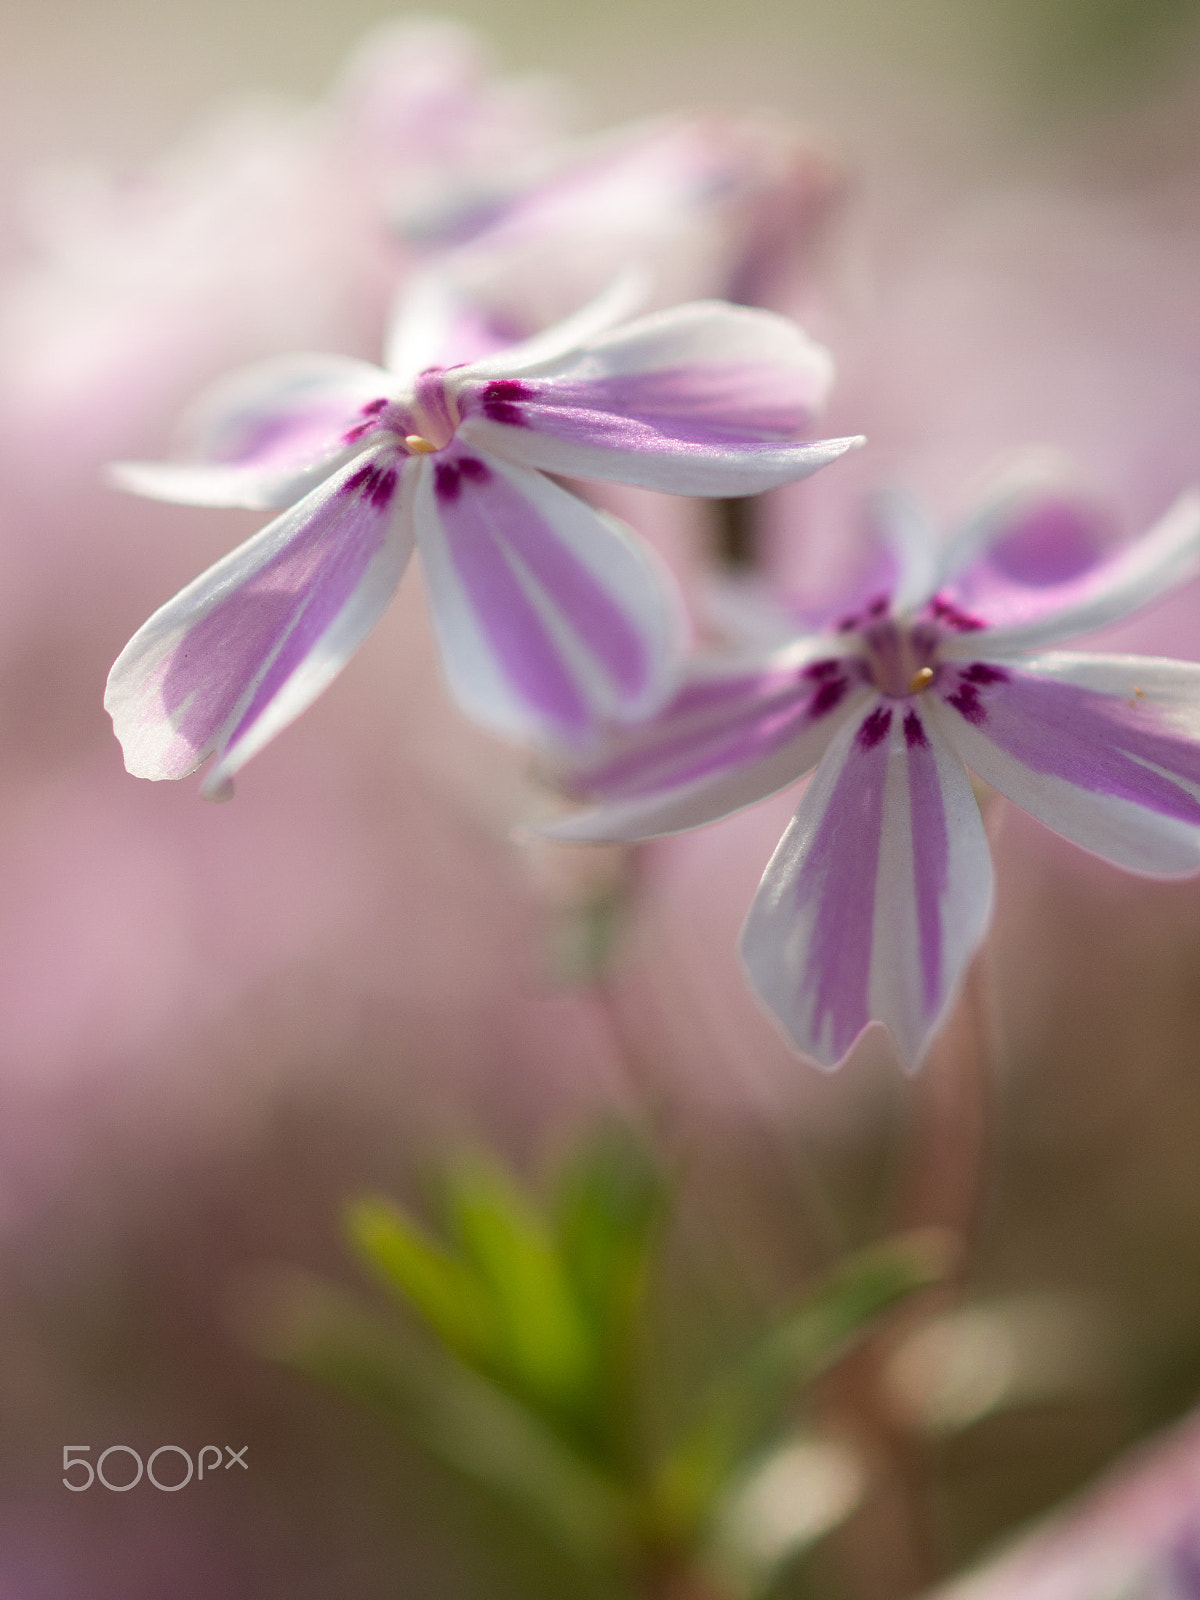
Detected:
[1,2,1200,1596]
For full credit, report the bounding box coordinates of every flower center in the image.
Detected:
[404,368,458,450]
[859,615,940,698]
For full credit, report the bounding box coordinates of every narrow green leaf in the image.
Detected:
[251,1270,634,1572]
[554,1122,662,1335]
[345,1196,496,1371]
[553,1124,664,1470]
[444,1157,595,1414]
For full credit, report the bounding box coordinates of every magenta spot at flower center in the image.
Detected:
[434,455,492,502]
[480,378,534,428]
[857,705,893,749]
[342,397,392,445]
[962,661,1008,685]
[342,460,398,510]
[929,593,985,632]
[942,661,1008,726]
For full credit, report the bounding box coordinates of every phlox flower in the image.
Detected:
[105,284,859,798]
[546,469,1200,1070]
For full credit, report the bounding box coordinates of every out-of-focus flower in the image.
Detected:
[546,470,1200,1069]
[106,287,857,793]
[399,111,844,338]
[924,1402,1200,1600]
[0,18,566,453]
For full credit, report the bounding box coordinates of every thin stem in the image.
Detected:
[820,950,997,1600]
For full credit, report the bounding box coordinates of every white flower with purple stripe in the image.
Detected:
[106,286,859,798]
[547,474,1200,1070]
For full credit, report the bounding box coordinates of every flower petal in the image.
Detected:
[939,456,1111,589]
[460,267,649,378]
[930,652,1200,875]
[383,270,514,379]
[740,699,993,1070]
[105,447,414,793]
[413,445,680,745]
[870,489,942,614]
[938,490,1200,656]
[110,353,392,509]
[455,300,862,495]
[544,647,869,841]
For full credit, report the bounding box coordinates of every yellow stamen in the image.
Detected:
[909,667,935,693]
[405,435,437,454]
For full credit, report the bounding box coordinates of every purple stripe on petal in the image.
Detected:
[950,669,1200,826]
[945,680,987,724]
[176,356,394,483]
[460,363,814,453]
[481,379,534,427]
[793,717,892,1060]
[906,711,951,1017]
[962,661,1008,685]
[575,663,853,800]
[158,455,401,762]
[810,676,850,718]
[431,453,654,729]
[342,461,399,510]
[436,510,587,732]
[857,704,893,748]
[929,594,986,632]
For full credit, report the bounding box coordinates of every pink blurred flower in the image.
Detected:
[403,111,844,337]
[927,1403,1200,1600]
[0,18,566,457]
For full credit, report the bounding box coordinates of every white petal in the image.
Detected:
[105,448,414,791]
[462,268,650,379]
[935,452,1107,591]
[454,299,859,496]
[544,647,868,842]
[940,490,1200,658]
[383,271,510,379]
[871,489,941,615]
[413,445,680,745]
[929,652,1200,875]
[740,699,993,1071]
[109,353,392,510]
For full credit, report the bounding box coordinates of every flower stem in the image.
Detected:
[821,951,996,1599]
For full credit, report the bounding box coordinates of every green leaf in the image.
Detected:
[250,1269,633,1573]
[443,1157,595,1416]
[652,1229,955,1541]
[345,1196,497,1371]
[552,1124,664,1469]
[554,1122,662,1338]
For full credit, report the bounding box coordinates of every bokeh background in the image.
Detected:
[1,1,1200,1595]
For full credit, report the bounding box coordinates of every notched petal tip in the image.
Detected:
[202,773,236,803]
